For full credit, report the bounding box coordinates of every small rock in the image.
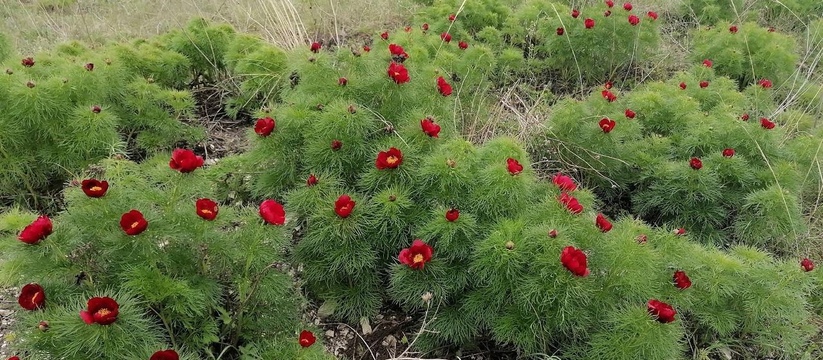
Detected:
[359,317,372,335]
[325,329,334,338]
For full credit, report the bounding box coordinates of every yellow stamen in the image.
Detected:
[201,209,213,215]
[413,254,424,263]
[130,222,140,229]
[386,156,398,165]
[31,292,41,304]
[96,308,111,317]
[90,186,102,192]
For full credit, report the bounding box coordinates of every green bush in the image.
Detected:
[0,154,332,360]
[681,0,823,28]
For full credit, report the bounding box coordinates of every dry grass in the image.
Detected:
[0,0,418,54]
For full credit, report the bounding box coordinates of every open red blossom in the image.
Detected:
[338,77,348,86]
[679,82,687,90]
[421,117,441,137]
[18,283,46,311]
[601,89,616,102]
[758,78,773,88]
[648,299,677,323]
[560,246,590,277]
[387,62,410,84]
[80,296,119,325]
[699,80,709,88]
[381,31,389,40]
[259,199,286,225]
[760,117,775,129]
[449,14,456,22]
[584,18,595,29]
[559,192,584,214]
[334,194,356,218]
[595,213,613,232]
[399,239,433,270]
[599,118,616,133]
[729,25,738,33]
[628,14,640,26]
[307,174,318,186]
[605,0,614,7]
[376,147,403,169]
[506,158,524,175]
[422,23,429,31]
[722,148,735,157]
[674,227,686,236]
[625,109,636,119]
[299,330,317,347]
[436,76,453,96]
[169,149,204,173]
[9,357,20,360]
[673,270,692,289]
[120,210,148,235]
[440,32,452,43]
[445,208,460,222]
[196,198,218,221]
[553,173,577,192]
[21,57,34,67]
[18,215,53,245]
[254,117,275,137]
[331,139,343,150]
[363,45,371,52]
[802,258,814,272]
[623,2,633,10]
[81,179,109,198]
[689,157,703,170]
[150,350,180,360]
[389,44,405,56]
[741,113,750,121]
[310,42,321,53]
[458,41,469,50]
[572,9,580,18]
[647,11,658,20]
[703,59,713,67]
[556,27,565,35]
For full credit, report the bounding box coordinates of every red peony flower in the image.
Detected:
[21,57,34,67]
[601,89,617,102]
[758,78,773,88]
[729,25,738,33]
[699,80,709,88]
[604,10,611,17]
[647,11,658,20]
[506,158,524,175]
[421,117,441,137]
[605,0,614,7]
[254,117,275,137]
[674,227,686,236]
[9,357,20,360]
[647,299,677,323]
[169,149,204,173]
[703,59,713,67]
[81,179,109,198]
[120,210,148,235]
[376,147,403,169]
[595,213,613,232]
[445,208,460,222]
[363,45,371,52]
[310,42,321,53]
[18,215,53,245]
[689,157,703,170]
[560,246,590,277]
[331,139,343,151]
[422,23,429,31]
[449,14,456,22]
[625,109,636,119]
[722,148,735,157]
[307,174,318,186]
[436,76,453,96]
[572,9,580,18]
[387,62,410,84]
[628,14,640,26]
[599,118,616,133]
[458,41,469,50]
[584,18,595,29]
[741,113,750,121]
[381,31,389,40]
[334,194,356,218]
[673,270,692,289]
[760,117,775,129]
[195,198,218,221]
[80,296,119,325]
[559,192,584,214]
[553,173,577,192]
[556,27,565,36]
[259,199,286,225]
[802,258,814,272]
[91,105,103,114]
[389,44,405,56]
[679,82,687,90]
[150,350,180,360]
[440,32,452,43]
[18,283,46,311]
[299,330,317,348]
[398,239,433,270]
[623,2,633,10]
[548,229,558,238]
[338,77,348,86]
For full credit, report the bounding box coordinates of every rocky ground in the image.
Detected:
[0,288,15,358]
